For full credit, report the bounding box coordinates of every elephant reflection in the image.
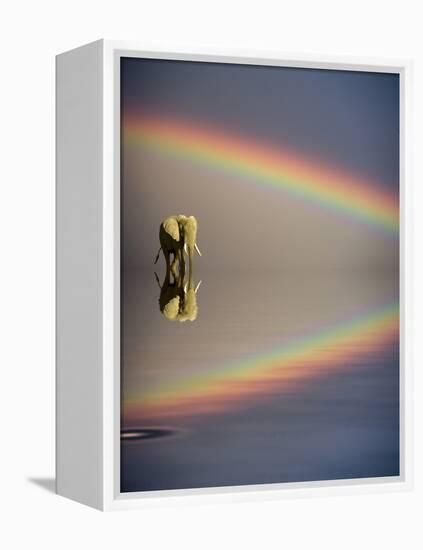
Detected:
[155,270,202,322]
[154,215,202,279]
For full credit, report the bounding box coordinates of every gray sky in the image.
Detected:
[121,58,399,270]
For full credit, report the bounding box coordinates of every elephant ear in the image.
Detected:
[163,296,180,320]
[163,217,180,241]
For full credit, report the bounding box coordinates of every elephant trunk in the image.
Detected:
[187,246,194,283]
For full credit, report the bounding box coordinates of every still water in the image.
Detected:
[121,269,399,492]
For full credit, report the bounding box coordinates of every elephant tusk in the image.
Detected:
[184,283,188,293]
[184,243,188,255]
[195,243,202,256]
[195,280,202,293]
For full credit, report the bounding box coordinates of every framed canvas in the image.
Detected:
[56,40,413,510]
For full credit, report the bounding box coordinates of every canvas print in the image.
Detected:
[120,57,400,492]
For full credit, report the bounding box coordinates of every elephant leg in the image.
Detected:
[176,248,185,280]
[163,251,171,278]
[170,252,179,279]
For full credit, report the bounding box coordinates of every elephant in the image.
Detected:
[154,215,202,280]
[154,270,201,322]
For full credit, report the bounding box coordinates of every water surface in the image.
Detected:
[121,269,399,492]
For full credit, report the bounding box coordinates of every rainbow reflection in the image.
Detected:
[123,300,399,421]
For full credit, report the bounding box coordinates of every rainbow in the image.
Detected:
[123,301,399,422]
[123,114,399,233]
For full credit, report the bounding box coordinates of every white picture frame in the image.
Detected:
[56,39,413,511]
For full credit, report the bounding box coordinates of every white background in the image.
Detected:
[0,1,421,548]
